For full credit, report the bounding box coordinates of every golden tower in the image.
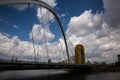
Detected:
[75,44,86,64]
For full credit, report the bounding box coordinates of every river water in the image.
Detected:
[0,70,120,80]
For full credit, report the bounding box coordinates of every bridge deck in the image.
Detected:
[0,62,92,71]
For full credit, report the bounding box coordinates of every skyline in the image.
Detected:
[0,0,120,63]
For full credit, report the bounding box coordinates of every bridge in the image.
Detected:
[0,62,92,71]
[0,0,93,72]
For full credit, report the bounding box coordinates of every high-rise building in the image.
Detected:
[118,55,120,62]
[75,44,86,64]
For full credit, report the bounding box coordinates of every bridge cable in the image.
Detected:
[54,44,59,63]
[15,44,30,60]
[69,41,74,56]
[16,49,26,60]
[36,39,43,62]
[56,46,61,63]
[28,3,37,61]
[36,8,50,62]
[59,41,66,62]
[39,5,49,62]
[67,38,75,63]
[46,10,61,63]
[36,43,39,61]
[66,36,75,56]
[4,46,15,58]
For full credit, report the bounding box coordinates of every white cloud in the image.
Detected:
[37,7,54,25]
[13,24,18,29]
[66,0,120,63]
[0,0,68,63]
[10,4,29,11]
[10,0,57,11]
[61,14,66,17]
[66,22,120,63]
[36,0,57,30]
[29,24,55,42]
[1,0,120,64]
[42,0,57,8]
[1,33,10,38]
[0,32,68,62]
[66,10,103,37]
[0,33,44,61]
[0,18,9,23]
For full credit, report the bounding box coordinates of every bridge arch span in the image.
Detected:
[0,0,70,63]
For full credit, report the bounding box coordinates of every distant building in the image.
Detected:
[118,55,120,62]
[48,59,51,63]
[60,56,75,64]
[60,44,86,64]
[101,61,106,65]
[87,61,92,64]
[93,61,99,64]
[115,55,120,66]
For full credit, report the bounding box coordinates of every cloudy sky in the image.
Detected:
[0,0,120,63]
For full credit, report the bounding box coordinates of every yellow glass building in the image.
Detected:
[75,44,86,64]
